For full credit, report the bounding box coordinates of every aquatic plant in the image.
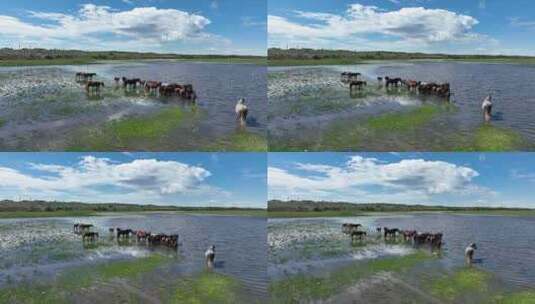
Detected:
[270,251,431,302]
[171,272,241,304]
[459,124,524,151]
[495,291,535,304]
[208,129,267,151]
[429,267,492,302]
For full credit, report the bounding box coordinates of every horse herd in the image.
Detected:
[75,72,197,100]
[341,72,452,99]
[73,223,178,249]
[341,223,443,250]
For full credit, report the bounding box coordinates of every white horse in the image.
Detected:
[205,245,216,267]
[482,95,492,122]
[465,243,477,264]
[235,98,248,126]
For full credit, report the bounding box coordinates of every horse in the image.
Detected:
[482,95,492,122]
[205,245,216,266]
[385,77,402,88]
[349,80,367,91]
[83,232,99,242]
[350,230,367,241]
[75,223,93,234]
[85,81,105,95]
[383,227,399,239]
[136,230,151,242]
[465,243,477,264]
[76,72,96,82]
[413,233,431,246]
[235,98,248,126]
[401,230,417,241]
[376,227,382,233]
[122,77,140,90]
[342,223,362,234]
[144,81,162,95]
[429,233,443,249]
[403,80,420,92]
[116,228,133,239]
[341,72,361,83]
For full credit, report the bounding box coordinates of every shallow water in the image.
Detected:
[0,213,268,301]
[268,61,535,150]
[0,61,267,150]
[268,214,535,292]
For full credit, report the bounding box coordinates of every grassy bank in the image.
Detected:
[268,58,365,66]
[268,210,366,218]
[457,124,524,151]
[171,272,242,304]
[0,254,171,303]
[270,252,431,302]
[67,107,191,151]
[207,130,268,152]
[270,104,448,151]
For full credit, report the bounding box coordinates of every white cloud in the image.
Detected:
[0,156,218,203]
[269,4,485,51]
[0,4,234,52]
[268,156,490,204]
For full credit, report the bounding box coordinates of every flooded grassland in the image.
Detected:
[0,213,268,303]
[0,61,267,151]
[268,61,535,151]
[268,214,535,303]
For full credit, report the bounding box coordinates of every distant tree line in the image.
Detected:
[268,48,535,61]
[0,48,264,61]
[268,200,532,212]
[0,200,261,212]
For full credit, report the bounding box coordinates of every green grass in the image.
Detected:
[429,267,491,302]
[311,104,447,151]
[207,130,267,151]
[270,252,431,302]
[366,105,442,132]
[171,272,241,304]
[0,210,97,219]
[495,291,535,304]
[0,118,5,128]
[0,254,171,303]
[67,107,186,151]
[457,124,523,151]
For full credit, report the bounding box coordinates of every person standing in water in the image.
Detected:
[482,95,492,122]
[465,243,477,265]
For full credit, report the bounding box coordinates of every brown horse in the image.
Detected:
[144,81,162,95]
[85,81,105,95]
[350,230,367,241]
[383,227,399,239]
[349,80,367,90]
[385,77,402,88]
[83,232,99,242]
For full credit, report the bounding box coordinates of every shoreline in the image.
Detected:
[0,57,267,67]
[0,209,267,219]
[268,58,535,67]
[267,210,535,218]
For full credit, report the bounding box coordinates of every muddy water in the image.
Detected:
[0,213,268,301]
[268,61,535,150]
[0,61,266,150]
[269,214,535,298]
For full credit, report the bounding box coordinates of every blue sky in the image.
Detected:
[0,0,266,55]
[268,153,535,208]
[268,0,535,55]
[0,153,267,208]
